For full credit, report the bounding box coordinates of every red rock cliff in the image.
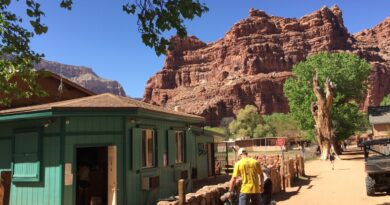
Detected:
[143,6,390,125]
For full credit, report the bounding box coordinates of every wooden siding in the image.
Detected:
[195,136,212,179]
[0,73,93,111]
[372,124,390,138]
[9,136,61,205]
[0,119,61,205]
[62,116,124,205]
[126,118,192,205]
[0,114,206,205]
[12,131,41,182]
[0,138,11,171]
[65,116,122,133]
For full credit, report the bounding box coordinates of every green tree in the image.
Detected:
[380,93,390,106]
[0,0,208,105]
[284,52,371,157]
[263,113,307,139]
[228,105,279,139]
[253,123,276,138]
[228,105,264,138]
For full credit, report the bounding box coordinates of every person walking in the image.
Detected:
[261,168,273,205]
[329,152,335,170]
[229,148,264,205]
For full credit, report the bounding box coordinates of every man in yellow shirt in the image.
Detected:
[229,148,264,205]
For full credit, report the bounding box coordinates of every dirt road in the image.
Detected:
[275,147,390,205]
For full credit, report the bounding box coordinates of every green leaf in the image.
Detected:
[60,0,73,10]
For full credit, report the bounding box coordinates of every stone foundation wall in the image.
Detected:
[157,155,305,205]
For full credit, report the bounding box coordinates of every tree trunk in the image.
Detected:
[320,139,330,160]
[311,72,336,160]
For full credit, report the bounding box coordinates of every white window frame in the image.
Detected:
[142,129,155,168]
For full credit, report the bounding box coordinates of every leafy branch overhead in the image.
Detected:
[123,0,209,56]
[0,0,208,105]
[0,0,46,105]
[63,0,208,55]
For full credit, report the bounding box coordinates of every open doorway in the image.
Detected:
[76,146,117,205]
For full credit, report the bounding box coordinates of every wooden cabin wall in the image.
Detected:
[126,118,193,205]
[62,116,124,205]
[0,118,62,205]
[0,115,205,205]
[195,136,213,180]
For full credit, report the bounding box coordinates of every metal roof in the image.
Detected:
[363,137,390,146]
[368,106,390,124]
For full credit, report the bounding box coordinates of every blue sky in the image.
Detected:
[10,0,390,98]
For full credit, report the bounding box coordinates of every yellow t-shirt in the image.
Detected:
[232,157,262,194]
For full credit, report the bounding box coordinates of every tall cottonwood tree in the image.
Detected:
[284,52,371,159]
[0,0,208,105]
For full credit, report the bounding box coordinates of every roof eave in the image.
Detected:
[0,110,53,122]
[137,108,204,124]
[0,106,204,123]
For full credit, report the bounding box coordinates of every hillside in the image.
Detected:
[143,6,390,125]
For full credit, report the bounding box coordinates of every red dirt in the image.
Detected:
[275,147,390,205]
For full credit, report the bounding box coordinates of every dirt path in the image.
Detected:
[274,147,390,205]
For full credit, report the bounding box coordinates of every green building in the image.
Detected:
[0,93,214,205]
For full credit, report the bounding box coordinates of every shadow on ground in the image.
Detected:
[273,175,317,202]
[340,149,365,160]
[342,149,364,155]
[342,156,365,160]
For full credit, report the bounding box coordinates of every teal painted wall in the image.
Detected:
[195,136,213,179]
[62,116,124,205]
[126,118,195,205]
[10,136,61,205]
[0,119,62,205]
[0,114,206,205]
[0,122,18,173]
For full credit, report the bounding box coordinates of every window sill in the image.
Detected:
[140,167,159,174]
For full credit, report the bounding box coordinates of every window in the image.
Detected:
[12,131,41,182]
[142,129,155,168]
[175,131,185,163]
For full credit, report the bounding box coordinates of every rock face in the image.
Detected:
[144,6,390,125]
[37,60,126,96]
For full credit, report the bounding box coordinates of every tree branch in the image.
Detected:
[325,78,335,109]
[312,71,324,103]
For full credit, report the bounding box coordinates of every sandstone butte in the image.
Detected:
[143,5,390,125]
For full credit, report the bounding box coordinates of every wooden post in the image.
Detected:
[295,155,299,177]
[225,142,229,169]
[280,145,286,192]
[178,179,186,205]
[300,156,305,176]
[281,159,285,192]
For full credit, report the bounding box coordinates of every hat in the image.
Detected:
[237,148,247,156]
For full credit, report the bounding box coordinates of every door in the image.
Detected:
[108,146,117,205]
